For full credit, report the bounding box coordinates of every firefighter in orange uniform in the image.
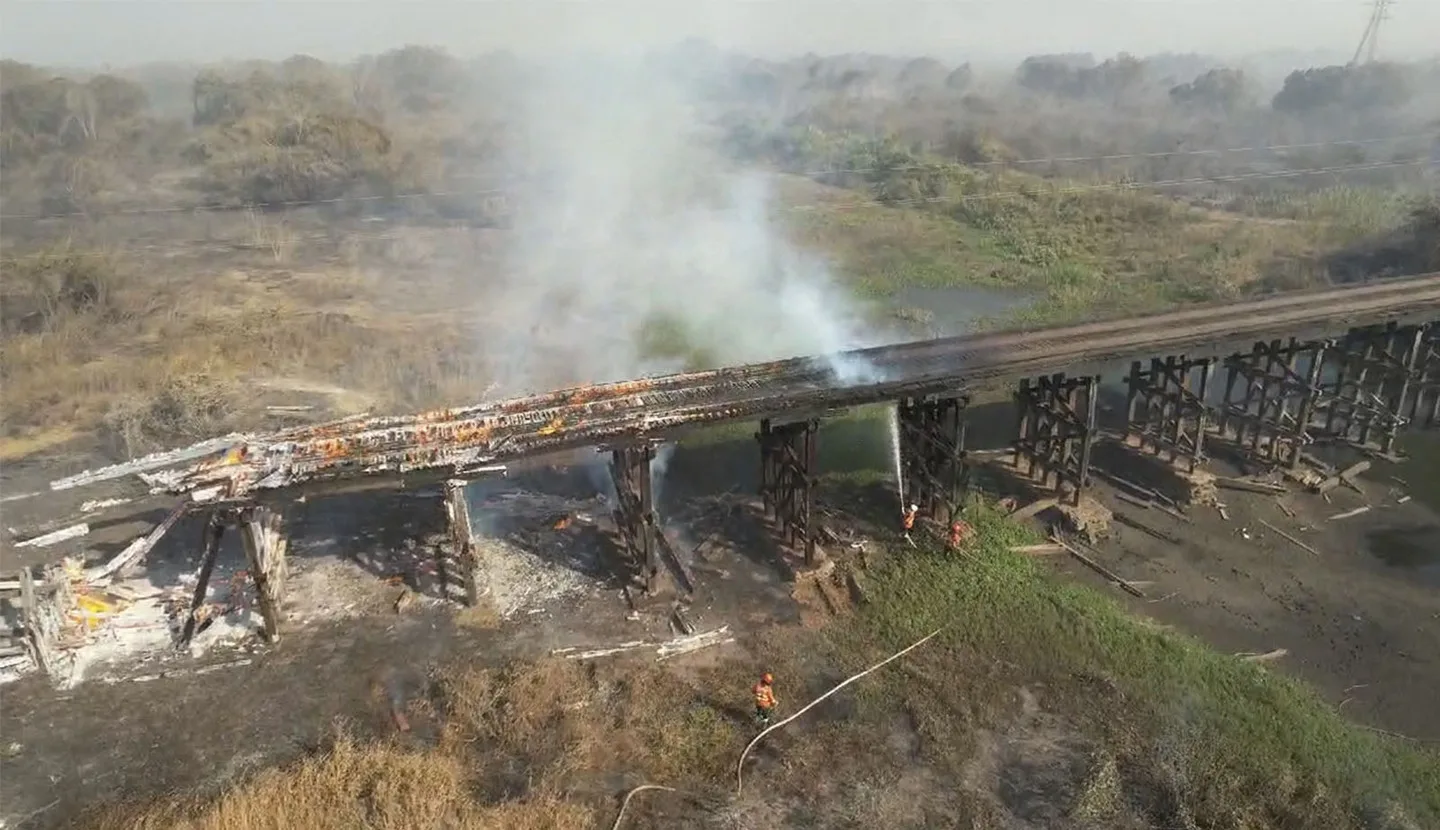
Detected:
[948,518,973,551]
[753,672,778,727]
[902,503,919,545]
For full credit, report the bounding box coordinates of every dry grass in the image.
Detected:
[84,658,748,830]
[88,738,590,830]
[0,236,496,456]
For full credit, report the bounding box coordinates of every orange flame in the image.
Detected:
[552,516,571,530]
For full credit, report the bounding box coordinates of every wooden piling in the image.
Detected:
[240,507,288,643]
[181,513,226,647]
[445,480,481,607]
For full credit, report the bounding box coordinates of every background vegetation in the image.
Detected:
[5,43,1440,830]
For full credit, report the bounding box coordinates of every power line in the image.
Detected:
[0,158,1427,265]
[1,132,1431,221]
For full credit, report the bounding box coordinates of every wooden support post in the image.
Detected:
[18,568,55,678]
[1193,358,1213,470]
[181,513,226,648]
[1292,343,1328,468]
[444,480,482,606]
[1013,378,1032,474]
[1124,361,1143,446]
[239,507,288,643]
[1384,326,1425,453]
[1219,361,1239,438]
[1076,375,1099,505]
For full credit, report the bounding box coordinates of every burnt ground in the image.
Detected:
[0,459,811,829]
[2,406,1439,827]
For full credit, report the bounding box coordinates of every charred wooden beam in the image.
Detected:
[897,393,970,522]
[757,418,820,566]
[180,512,227,648]
[1013,373,1099,506]
[238,506,288,642]
[441,479,482,607]
[610,443,661,595]
[1123,355,1215,472]
[17,568,56,678]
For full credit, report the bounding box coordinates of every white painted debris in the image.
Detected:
[657,626,734,661]
[50,433,249,491]
[1397,495,1413,504]
[0,491,39,503]
[15,523,89,548]
[562,640,653,660]
[80,498,132,514]
[265,405,314,412]
[556,627,737,663]
[1328,506,1371,521]
[190,486,225,503]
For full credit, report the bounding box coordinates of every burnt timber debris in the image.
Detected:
[7,274,1440,683]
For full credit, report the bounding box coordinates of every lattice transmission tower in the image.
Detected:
[1350,0,1393,66]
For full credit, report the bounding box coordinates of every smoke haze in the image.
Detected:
[482,57,888,396]
[5,1,1439,68]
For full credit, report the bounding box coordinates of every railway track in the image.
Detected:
[57,273,1440,500]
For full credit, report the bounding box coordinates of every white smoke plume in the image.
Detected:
[477,52,891,398]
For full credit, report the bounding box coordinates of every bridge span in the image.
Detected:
[16,272,1440,662]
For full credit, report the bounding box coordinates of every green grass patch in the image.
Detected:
[828,501,1440,827]
[761,129,1424,330]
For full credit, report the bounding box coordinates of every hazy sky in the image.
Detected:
[1,0,1435,68]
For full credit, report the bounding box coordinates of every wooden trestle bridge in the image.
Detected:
[9,272,1440,675]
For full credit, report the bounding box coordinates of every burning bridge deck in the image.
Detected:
[51,271,1440,504]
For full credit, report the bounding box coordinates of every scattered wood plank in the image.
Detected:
[1009,543,1066,556]
[1257,519,1318,556]
[79,497,133,514]
[1049,535,1145,598]
[1152,502,1192,524]
[560,640,653,660]
[15,523,89,549]
[1329,506,1371,522]
[1113,513,1182,545]
[656,627,735,661]
[1214,477,1287,495]
[1275,501,1297,518]
[1113,491,1152,509]
[1397,495,1413,505]
[1239,648,1288,663]
[1315,460,1372,494]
